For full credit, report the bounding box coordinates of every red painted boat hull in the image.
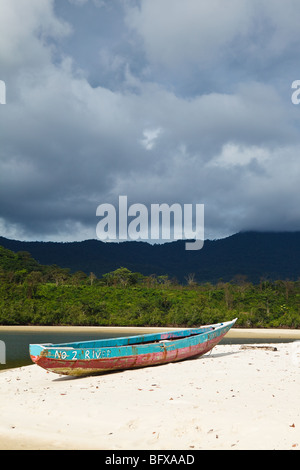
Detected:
[30,324,233,376]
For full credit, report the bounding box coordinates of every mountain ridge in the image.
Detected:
[1,231,300,284]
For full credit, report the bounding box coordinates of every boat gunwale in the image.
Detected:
[30,319,237,353]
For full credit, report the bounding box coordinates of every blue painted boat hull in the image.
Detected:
[29,319,237,376]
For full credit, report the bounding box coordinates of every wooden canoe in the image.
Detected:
[29,318,237,376]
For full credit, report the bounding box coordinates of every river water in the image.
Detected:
[0,326,297,371]
[0,328,140,370]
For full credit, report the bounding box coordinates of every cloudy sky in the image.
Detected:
[1,0,300,242]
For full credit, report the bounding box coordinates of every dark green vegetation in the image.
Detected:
[0,244,300,328]
[2,231,300,284]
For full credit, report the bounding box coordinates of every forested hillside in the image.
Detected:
[2,231,300,283]
[0,245,300,328]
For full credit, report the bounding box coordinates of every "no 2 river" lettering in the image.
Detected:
[54,349,112,360]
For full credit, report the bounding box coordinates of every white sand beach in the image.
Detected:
[0,337,300,450]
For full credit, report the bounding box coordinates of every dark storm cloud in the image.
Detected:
[1,0,300,241]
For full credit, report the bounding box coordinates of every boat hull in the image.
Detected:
[30,319,236,376]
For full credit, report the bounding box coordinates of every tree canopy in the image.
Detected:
[0,244,299,328]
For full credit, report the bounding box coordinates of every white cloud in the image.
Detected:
[209,144,270,169]
[140,127,162,150]
[124,0,300,98]
[68,0,105,6]
[126,0,253,69]
[0,0,70,70]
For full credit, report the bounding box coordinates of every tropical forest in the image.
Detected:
[0,245,300,329]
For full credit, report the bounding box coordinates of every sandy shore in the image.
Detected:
[1,324,300,339]
[0,341,299,450]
